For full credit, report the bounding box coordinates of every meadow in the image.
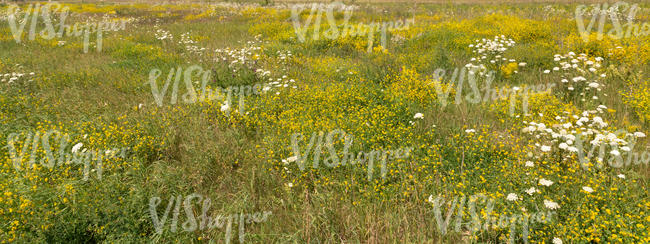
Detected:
[0,0,649,243]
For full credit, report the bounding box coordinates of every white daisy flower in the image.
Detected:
[413,113,424,119]
[525,161,535,167]
[541,145,552,152]
[552,237,563,244]
[617,174,626,179]
[582,186,594,193]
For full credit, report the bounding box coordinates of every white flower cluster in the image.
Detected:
[1,64,36,84]
[546,52,606,101]
[276,50,293,66]
[2,71,36,84]
[154,27,173,40]
[470,35,515,55]
[523,108,638,156]
[215,37,298,95]
[215,44,261,72]
[179,32,206,55]
[466,35,517,77]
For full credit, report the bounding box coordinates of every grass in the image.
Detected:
[0,1,649,243]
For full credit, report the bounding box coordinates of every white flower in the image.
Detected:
[539,178,554,187]
[621,146,631,152]
[519,62,527,67]
[428,195,434,203]
[541,145,551,152]
[543,70,550,73]
[525,161,535,167]
[282,155,298,165]
[552,237,563,244]
[559,143,568,150]
[592,116,604,124]
[525,187,537,195]
[413,113,424,119]
[544,199,560,210]
[610,150,620,156]
[71,143,83,153]
[465,129,476,134]
[617,174,626,179]
[286,182,293,188]
[220,103,230,112]
[506,193,519,201]
[634,132,646,138]
[582,186,594,193]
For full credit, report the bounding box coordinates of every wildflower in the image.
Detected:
[539,178,554,187]
[582,186,594,193]
[525,187,537,195]
[544,199,560,210]
[282,156,298,165]
[413,113,424,119]
[428,195,434,203]
[541,145,551,152]
[552,237,563,244]
[506,193,519,201]
[465,129,476,134]
[220,103,230,112]
[525,161,534,167]
[617,174,626,179]
[71,143,83,153]
[634,132,646,138]
[610,150,620,156]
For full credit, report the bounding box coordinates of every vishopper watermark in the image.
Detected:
[6,2,127,53]
[290,2,414,52]
[149,193,271,243]
[575,1,649,42]
[148,65,264,115]
[288,129,413,180]
[6,129,130,181]
[429,193,554,243]
[431,67,556,116]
